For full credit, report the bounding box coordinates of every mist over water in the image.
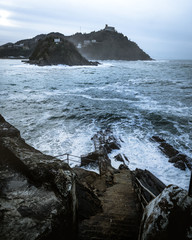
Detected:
[0,59,191,189]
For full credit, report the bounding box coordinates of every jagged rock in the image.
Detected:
[91,129,121,153]
[133,169,166,205]
[114,153,124,162]
[159,142,179,158]
[151,136,165,143]
[152,135,192,171]
[119,164,129,170]
[28,35,98,66]
[139,185,192,240]
[170,154,192,170]
[0,114,20,137]
[0,114,77,240]
[81,152,99,167]
[81,130,119,174]
[173,160,186,170]
[114,153,129,164]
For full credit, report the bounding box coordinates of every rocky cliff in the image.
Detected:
[0,114,105,239]
[66,30,152,60]
[0,114,78,239]
[28,35,98,66]
[0,29,152,61]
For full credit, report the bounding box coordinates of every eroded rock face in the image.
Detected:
[139,185,192,240]
[0,114,77,240]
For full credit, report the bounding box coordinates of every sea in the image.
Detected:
[0,59,191,190]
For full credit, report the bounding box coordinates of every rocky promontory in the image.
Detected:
[28,34,98,66]
[67,28,152,61]
[0,27,152,61]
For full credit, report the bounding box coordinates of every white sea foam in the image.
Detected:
[1,59,191,192]
[108,131,191,190]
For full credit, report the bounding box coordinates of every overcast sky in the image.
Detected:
[0,0,192,59]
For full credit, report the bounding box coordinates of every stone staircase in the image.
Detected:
[78,169,140,240]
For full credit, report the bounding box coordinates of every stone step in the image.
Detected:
[78,169,140,240]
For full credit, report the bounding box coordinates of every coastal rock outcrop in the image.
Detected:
[0,114,77,239]
[152,136,192,171]
[139,185,192,240]
[28,35,98,66]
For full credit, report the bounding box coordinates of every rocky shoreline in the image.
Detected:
[0,114,191,239]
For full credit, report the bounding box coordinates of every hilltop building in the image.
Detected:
[104,24,116,32]
[54,38,61,44]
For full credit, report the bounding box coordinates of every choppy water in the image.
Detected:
[0,59,191,190]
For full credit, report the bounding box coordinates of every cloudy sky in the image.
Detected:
[0,0,192,59]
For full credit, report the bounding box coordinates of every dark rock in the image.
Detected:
[75,180,102,221]
[169,154,187,170]
[28,35,98,66]
[159,142,179,158]
[0,115,20,137]
[81,152,99,167]
[152,135,192,171]
[123,154,130,163]
[139,185,192,240]
[171,154,192,170]
[73,167,107,194]
[119,164,129,170]
[114,153,124,162]
[0,114,77,240]
[169,153,186,163]
[174,161,186,170]
[151,135,165,143]
[133,168,166,205]
[92,129,121,153]
[104,136,121,153]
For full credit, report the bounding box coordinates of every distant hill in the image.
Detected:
[0,26,152,61]
[28,35,98,66]
[67,27,152,60]
[0,34,46,59]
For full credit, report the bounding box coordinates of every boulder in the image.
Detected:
[0,114,77,240]
[139,185,192,240]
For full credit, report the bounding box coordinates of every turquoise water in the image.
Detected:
[0,59,191,189]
